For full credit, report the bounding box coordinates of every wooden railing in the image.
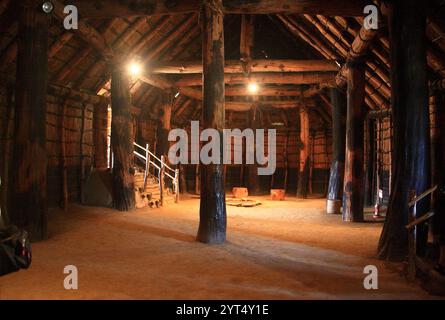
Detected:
[133,142,179,204]
[405,185,438,281]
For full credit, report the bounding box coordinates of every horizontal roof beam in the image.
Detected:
[71,0,368,18]
[150,59,339,74]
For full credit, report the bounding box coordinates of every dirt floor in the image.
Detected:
[0,195,439,299]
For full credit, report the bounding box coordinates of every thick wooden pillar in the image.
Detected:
[364,118,376,206]
[197,0,227,244]
[432,93,445,252]
[156,92,172,159]
[342,60,365,222]
[9,1,49,241]
[326,88,347,214]
[93,102,109,170]
[111,61,135,211]
[378,0,430,260]
[297,106,311,198]
[247,106,262,195]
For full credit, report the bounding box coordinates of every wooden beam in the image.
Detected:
[150,59,339,74]
[378,0,430,261]
[10,0,49,242]
[297,106,311,198]
[197,0,227,244]
[240,15,255,65]
[111,61,136,211]
[327,88,347,214]
[225,85,321,97]
[174,72,336,86]
[52,0,114,60]
[69,0,368,18]
[336,20,379,87]
[342,60,365,222]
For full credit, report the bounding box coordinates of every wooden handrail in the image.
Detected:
[133,142,175,173]
[133,142,179,203]
[406,210,435,230]
[408,185,438,208]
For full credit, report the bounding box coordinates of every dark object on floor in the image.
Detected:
[0,226,32,276]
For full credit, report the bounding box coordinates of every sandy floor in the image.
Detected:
[0,196,438,299]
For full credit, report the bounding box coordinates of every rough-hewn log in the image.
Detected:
[240,14,255,66]
[297,106,311,198]
[247,106,262,195]
[174,72,336,86]
[431,93,445,252]
[378,0,430,261]
[327,88,347,214]
[48,32,73,58]
[111,62,136,211]
[342,60,365,222]
[364,118,376,206]
[336,23,379,87]
[150,59,339,74]
[197,0,227,244]
[71,0,368,18]
[9,0,49,242]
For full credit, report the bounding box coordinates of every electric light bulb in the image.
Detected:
[128,62,141,76]
[247,82,259,94]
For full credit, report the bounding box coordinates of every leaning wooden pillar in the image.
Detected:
[342,60,365,222]
[111,61,135,211]
[326,88,347,214]
[197,0,227,244]
[297,106,311,198]
[378,0,430,260]
[9,1,49,241]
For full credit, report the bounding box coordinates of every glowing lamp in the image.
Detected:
[247,82,259,94]
[128,62,141,76]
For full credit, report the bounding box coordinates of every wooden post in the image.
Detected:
[431,93,445,253]
[342,60,365,222]
[179,164,187,194]
[407,190,417,282]
[9,1,49,241]
[378,0,430,261]
[143,143,150,190]
[240,14,254,73]
[1,85,14,226]
[327,88,346,214]
[160,156,165,207]
[195,164,200,194]
[364,118,376,206]
[247,106,262,195]
[111,60,135,211]
[93,102,109,170]
[283,131,289,192]
[156,92,172,159]
[197,0,227,244]
[297,106,311,198]
[60,99,69,211]
[175,168,179,203]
